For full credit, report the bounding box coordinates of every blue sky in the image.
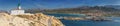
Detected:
[0,0,120,10]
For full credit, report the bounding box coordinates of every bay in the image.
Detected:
[45,13,120,26]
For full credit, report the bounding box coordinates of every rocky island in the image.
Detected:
[0,13,64,26]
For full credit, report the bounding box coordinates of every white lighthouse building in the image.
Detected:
[10,0,25,15]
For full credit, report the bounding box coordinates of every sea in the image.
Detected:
[44,13,120,26]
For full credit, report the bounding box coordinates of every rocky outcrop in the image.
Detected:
[0,13,64,26]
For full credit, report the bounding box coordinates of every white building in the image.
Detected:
[10,1,25,15]
[10,9,25,15]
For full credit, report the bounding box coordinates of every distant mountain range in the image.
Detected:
[25,5,120,13]
[44,5,120,12]
[103,5,120,9]
[40,5,120,16]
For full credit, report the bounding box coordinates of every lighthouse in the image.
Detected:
[10,0,25,15]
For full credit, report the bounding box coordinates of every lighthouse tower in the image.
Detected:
[10,0,25,15]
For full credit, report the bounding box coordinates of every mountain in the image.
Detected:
[25,5,120,13]
[24,5,120,16]
[44,6,119,12]
[42,6,120,16]
[104,5,120,9]
[0,10,8,13]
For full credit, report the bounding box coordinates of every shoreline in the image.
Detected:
[43,12,120,17]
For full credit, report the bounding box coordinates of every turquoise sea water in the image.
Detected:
[45,13,120,26]
[60,17,120,26]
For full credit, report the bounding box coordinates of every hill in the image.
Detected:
[0,13,64,26]
[43,6,120,16]
[25,6,120,16]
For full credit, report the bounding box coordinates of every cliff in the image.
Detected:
[0,13,64,26]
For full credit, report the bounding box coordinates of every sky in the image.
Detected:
[0,0,120,10]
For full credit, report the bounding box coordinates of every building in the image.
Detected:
[10,9,25,15]
[10,0,25,15]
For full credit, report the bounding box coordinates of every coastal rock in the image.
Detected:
[0,13,64,26]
